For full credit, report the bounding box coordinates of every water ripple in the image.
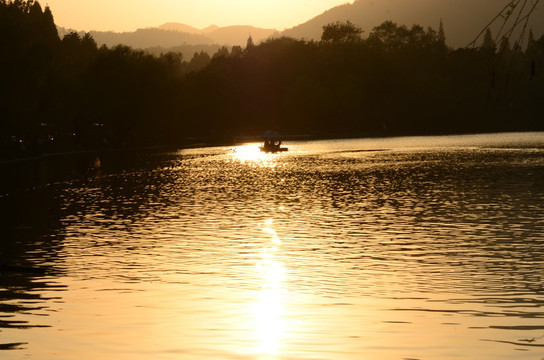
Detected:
[1,133,544,359]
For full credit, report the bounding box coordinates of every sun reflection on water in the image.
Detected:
[253,218,287,356]
[234,144,266,162]
[232,144,283,168]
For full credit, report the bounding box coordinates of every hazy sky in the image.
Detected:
[44,0,352,31]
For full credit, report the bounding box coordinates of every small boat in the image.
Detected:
[259,130,288,153]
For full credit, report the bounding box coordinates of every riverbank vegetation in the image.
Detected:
[1,0,543,159]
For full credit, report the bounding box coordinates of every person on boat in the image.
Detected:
[260,130,287,152]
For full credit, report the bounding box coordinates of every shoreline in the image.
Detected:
[2,130,543,165]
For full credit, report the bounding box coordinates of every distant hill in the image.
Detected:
[158,23,219,34]
[59,1,544,52]
[88,28,214,49]
[159,23,277,46]
[79,24,276,51]
[206,25,278,46]
[282,0,544,48]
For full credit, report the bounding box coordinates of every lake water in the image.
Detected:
[1,132,543,360]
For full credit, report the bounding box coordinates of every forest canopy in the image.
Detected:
[1,0,543,159]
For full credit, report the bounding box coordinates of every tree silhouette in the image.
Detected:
[1,0,543,159]
[481,28,496,51]
[321,21,363,44]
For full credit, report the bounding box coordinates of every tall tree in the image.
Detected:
[481,28,495,51]
[438,19,446,47]
[321,21,363,44]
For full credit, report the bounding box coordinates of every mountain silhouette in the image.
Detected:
[58,1,544,51]
[81,24,276,50]
[206,25,277,46]
[282,0,544,48]
[88,28,214,49]
[158,23,219,34]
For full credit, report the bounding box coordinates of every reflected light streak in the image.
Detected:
[234,144,266,162]
[253,219,287,356]
[232,144,280,168]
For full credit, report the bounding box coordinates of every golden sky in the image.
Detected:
[44,0,352,31]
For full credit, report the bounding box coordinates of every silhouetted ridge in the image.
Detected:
[282,0,544,48]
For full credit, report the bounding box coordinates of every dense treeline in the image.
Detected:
[1,0,543,159]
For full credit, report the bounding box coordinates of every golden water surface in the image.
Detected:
[1,133,543,359]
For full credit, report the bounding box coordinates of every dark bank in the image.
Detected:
[1,0,544,162]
